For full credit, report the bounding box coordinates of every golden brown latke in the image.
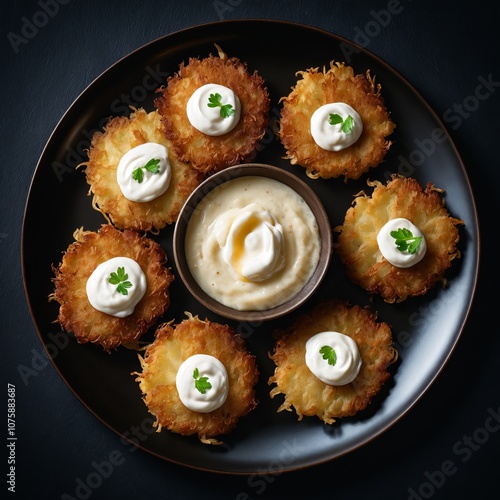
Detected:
[269,299,397,424]
[81,107,203,232]
[155,44,270,174]
[134,314,259,444]
[335,175,463,303]
[278,61,396,180]
[49,224,174,352]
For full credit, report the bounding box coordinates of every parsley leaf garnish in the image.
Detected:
[108,266,133,295]
[132,158,161,183]
[328,113,355,134]
[390,227,423,254]
[341,115,354,134]
[319,345,337,366]
[193,368,212,394]
[207,92,235,118]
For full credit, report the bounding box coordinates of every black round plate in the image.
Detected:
[22,20,479,474]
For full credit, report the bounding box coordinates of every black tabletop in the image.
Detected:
[2,1,499,499]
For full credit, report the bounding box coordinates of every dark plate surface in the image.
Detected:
[22,19,479,474]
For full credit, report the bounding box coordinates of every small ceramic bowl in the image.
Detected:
[173,163,332,322]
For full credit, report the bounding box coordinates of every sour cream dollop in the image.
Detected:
[176,354,229,413]
[377,217,427,268]
[186,83,241,136]
[86,256,147,318]
[210,203,286,282]
[305,331,362,386]
[116,142,171,202]
[310,102,363,151]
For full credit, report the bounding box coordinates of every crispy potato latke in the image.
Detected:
[278,61,396,180]
[134,314,259,444]
[269,299,397,424]
[81,107,203,232]
[49,224,174,352]
[155,45,270,174]
[335,176,463,303]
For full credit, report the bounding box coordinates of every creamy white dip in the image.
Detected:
[86,256,147,318]
[305,331,362,386]
[185,176,321,311]
[212,203,286,282]
[176,354,228,413]
[310,102,363,151]
[116,142,171,202]
[377,217,427,268]
[186,83,241,136]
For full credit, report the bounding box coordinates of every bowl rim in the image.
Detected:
[173,163,333,322]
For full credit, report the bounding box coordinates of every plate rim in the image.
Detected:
[21,18,481,475]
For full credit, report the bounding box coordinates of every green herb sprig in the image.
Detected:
[390,228,423,254]
[328,113,355,135]
[193,368,212,394]
[319,345,337,366]
[132,158,161,183]
[109,267,133,295]
[207,92,235,118]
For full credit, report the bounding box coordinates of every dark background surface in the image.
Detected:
[2,1,499,499]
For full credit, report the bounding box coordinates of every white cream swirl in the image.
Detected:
[377,217,427,268]
[116,142,171,202]
[310,102,363,151]
[186,83,241,136]
[86,256,147,318]
[175,354,229,413]
[210,203,285,282]
[305,331,362,386]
